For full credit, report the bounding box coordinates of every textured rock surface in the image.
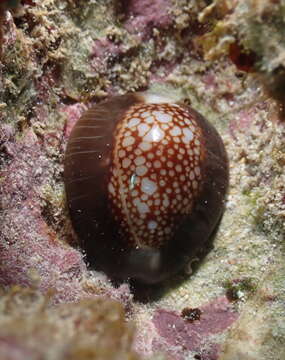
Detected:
[0,0,284,359]
[0,287,138,360]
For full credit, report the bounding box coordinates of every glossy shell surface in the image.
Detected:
[64,93,228,283]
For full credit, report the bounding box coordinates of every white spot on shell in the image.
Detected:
[182,128,194,143]
[136,165,148,176]
[141,111,151,118]
[138,123,150,137]
[118,150,126,158]
[175,164,182,172]
[122,158,131,168]
[153,111,172,123]
[148,221,157,230]
[141,177,157,196]
[173,181,179,188]
[108,183,115,195]
[127,117,140,128]
[193,180,198,189]
[139,142,152,151]
[162,197,169,207]
[170,126,182,136]
[165,227,171,234]
[194,166,201,176]
[131,189,138,197]
[134,156,146,166]
[134,198,149,214]
[122,136,135,147]
[143,124,165,142]
[154,160,161,168]
[145,116,155,124]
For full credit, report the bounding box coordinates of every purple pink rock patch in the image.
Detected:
[152,296,238,359]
